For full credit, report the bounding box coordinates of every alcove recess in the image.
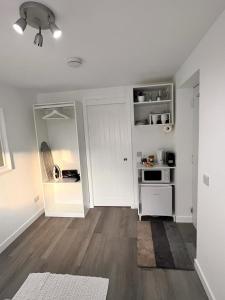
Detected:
[33,102,90,218]
[133,83,174,127]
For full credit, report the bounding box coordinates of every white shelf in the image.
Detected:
[133,83,174,127]
[43,178,80,184]
[135,123,173,127]
[137,163,175,170]
[139,182,175,186]
[134,100,172,105]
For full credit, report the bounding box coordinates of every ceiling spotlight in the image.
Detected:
[13,2,62,47]
[49,23,62,39]
[34,28,43,47]
[13,17,27,34]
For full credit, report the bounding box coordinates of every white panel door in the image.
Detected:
[87,102,132,206]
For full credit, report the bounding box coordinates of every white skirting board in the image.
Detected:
[194,259,216,300]
[45,212,85,218]
[131,204,138,209]
[175,215,192,223]
[0,208,44,254]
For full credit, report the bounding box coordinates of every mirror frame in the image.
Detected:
[0,108,12,174]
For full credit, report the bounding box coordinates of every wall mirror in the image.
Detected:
[0,108,12,174]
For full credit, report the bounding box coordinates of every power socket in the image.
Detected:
[34,195,40,203]
[203,174,210,186]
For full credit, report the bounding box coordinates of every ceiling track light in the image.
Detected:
[13,1,62,47]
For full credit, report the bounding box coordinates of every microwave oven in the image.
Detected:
[142,168,170,183]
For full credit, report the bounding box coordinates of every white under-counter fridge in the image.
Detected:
[139,184,172,219]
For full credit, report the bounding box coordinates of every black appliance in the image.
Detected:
[62,169,80,182]
[165,152,175,167]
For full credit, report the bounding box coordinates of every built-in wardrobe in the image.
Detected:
[34,102,90,217]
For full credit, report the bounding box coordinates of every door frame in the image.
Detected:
[192,84,200,228]
[83,96,134,208]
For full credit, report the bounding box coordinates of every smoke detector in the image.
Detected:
[67,57,82,68]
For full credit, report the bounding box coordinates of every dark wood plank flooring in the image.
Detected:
[0,207,207,300]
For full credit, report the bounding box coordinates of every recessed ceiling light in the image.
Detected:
[67,57,83,68]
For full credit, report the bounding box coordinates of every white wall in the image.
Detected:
[37,86,176,208]
[133,126,174,157]
[47,118,80,171]
[0,85,43,253]
[175,9,225,300]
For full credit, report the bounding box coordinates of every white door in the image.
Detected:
[86,102,132,206]
[192,85,199,228]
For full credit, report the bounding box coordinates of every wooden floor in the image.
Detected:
[0,207,207,300]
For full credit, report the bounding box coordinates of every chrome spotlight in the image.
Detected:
[34,28,43,47]
[13,17,27,34]
[49,22,62,39]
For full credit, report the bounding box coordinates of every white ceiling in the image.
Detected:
[0,0,225,92]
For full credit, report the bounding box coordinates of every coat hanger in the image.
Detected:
[42,109,70,120]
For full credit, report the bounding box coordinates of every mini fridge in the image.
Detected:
[140,184,172,217]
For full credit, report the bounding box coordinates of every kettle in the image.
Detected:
[156,149,164,165]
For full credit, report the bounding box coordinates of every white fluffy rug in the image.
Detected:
[12,273,109,300]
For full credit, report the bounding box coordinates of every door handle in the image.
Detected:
[124,158,128,161]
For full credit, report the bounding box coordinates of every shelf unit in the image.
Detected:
[132,83,175,220]
[33,102,90,218]
[137,163,176,184]
[137,163,175,170]
[134,99,172,106]
[133,83,174,127]
[137,163,176,220]
[43,178,79,184]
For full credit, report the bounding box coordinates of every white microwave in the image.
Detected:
[142,168,170,184]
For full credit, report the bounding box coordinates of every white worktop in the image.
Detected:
[137,163,176,170]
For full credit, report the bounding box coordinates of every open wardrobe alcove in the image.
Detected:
[33,101,90,218]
